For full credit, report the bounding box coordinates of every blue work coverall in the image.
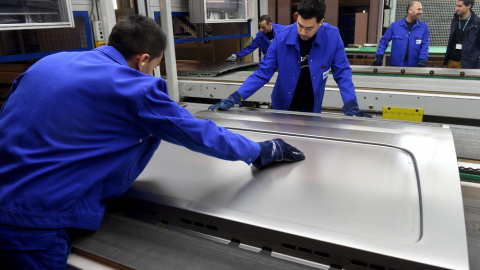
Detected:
[236,24,285,57]
[237,23,357,113]
[376,17,430,66]
[0,46,260,267]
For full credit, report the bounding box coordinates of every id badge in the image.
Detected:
[456,44,463,50]
[416,39,422,44]
[323,70,329,80]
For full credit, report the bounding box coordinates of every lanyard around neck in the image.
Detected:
[459,15,472,35]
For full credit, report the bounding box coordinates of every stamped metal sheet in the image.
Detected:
[126,109,469,269]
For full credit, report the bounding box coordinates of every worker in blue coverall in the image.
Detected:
[226,15,285,61]
[0,15,305,269]
[211,0,370,116]
[373,1,430,67]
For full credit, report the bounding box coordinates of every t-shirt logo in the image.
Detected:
[301,54,309,69]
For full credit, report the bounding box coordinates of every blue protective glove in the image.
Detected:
[208,91,243,111]
[416,58,426,67]
[252,139,305,169]
[342,99,372,118]
[373,55,383,66]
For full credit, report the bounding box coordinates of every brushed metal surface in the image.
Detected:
[126,108,469,269]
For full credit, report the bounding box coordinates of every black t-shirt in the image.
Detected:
[406,21,415,32]
[266,30,275,42]
[289,35,315,112]
[450,18,469,61]
[405,21,415,60]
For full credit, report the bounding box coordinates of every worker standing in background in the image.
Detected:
[444,0,480,69]
[374,1,430,67]
[226,15,285,61]
[0,15,305,269]
[212,0,370,117]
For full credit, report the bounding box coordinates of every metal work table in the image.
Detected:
[72,108,470,270]
[176,68,480,121]
[345,46,447,65]
[175,68,480,93]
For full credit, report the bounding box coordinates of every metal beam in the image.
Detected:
[98,0,116,44]
[159,0,179,101]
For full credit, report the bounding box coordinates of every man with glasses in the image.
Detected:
[210,0,369,117]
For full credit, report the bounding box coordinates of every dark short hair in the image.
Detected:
[297,0,326,23]
[259,15,272,24]
[108,15,167,61]
[460,0,474,8]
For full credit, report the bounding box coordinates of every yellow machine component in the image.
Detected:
[95,41,105,48]
[382,107,424,122]
[240,36,253,62]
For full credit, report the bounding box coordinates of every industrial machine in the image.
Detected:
[1,1,478,269]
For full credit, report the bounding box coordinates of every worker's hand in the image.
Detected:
[226,53,238,62]
[208,91,243,111]
[253,139,305,169]
[373,55,383,66]
[416,58,426,67]
[342,99,372,118]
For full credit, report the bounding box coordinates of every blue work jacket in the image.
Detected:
[237,24,285,57]
[237,23,357,113]
[377,17,430,66]
[0,46,260,230]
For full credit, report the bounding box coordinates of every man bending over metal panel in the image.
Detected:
[0,15,304,269]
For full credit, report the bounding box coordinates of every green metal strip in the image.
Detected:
[460,173,480,181]
[350,72,480,80]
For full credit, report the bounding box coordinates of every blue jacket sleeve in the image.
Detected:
[377,25,394,56]
[236,36,278,100]
[137,80,261,165]
[419,24,430,61]
[236,33,262,58]
[331,32,357,104]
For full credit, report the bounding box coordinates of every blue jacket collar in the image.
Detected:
[94,46,129,67]
[260,23,282,39]
[272,23,282,35]
[401,16,422,28]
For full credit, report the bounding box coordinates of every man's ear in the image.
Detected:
[137,53,150,71]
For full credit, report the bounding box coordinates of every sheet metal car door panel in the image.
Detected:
[125,109,468,270]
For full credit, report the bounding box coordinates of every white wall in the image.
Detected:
[72,0,93,13]
[148,0,189,12]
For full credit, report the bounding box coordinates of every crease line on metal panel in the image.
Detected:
[225,126,425,242]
